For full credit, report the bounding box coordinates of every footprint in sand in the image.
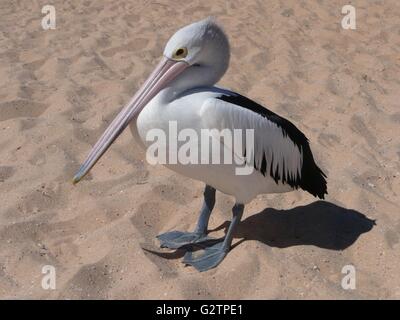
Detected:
[350,115,378,149]
[151,181,193,206]
[130,201,173,241]
[4,183,66,219]
[60,259,112,299]
[318,132,341,148]
[0,99,49,121]
[130,200,183,275]
[100,39,149,58]
[0,166,15,182]
[385,225,400,249]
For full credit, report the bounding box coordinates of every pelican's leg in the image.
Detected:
[157,185,216,249]
[183,203,244,272]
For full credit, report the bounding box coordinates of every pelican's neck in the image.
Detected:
[158,61,228,103]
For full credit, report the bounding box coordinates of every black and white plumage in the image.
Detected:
[73,18,328,271]
[216,92,327,199]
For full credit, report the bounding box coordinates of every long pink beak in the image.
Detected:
[73,57,188,184]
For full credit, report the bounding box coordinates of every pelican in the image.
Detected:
[73,18,327,272]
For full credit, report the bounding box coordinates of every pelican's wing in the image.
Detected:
[200,92,327,199]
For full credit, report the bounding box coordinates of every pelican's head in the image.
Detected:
[72,18,230,184]
[164,18,230,78]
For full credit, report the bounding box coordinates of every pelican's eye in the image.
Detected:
[172,47,188,60]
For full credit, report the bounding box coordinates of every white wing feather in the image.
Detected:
[199,97,303,182]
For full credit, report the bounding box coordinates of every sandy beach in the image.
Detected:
[0,0,399,299]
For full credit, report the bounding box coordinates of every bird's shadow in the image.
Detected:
[144,201,375,259]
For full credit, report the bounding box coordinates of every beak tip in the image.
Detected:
[72,167,85,185]
[72,175,80,185]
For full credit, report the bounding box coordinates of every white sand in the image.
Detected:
[0,0,399,299]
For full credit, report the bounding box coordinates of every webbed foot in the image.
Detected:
[157,231,213,249]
